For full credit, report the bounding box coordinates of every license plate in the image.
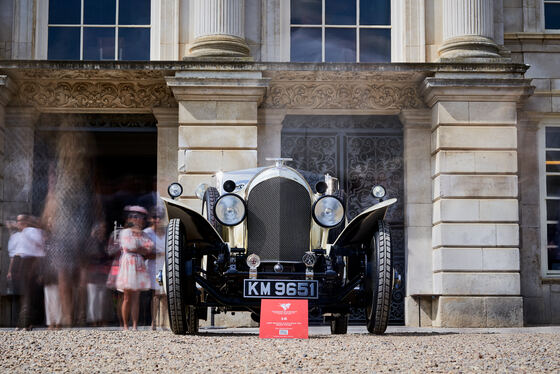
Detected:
[243,279,318,299]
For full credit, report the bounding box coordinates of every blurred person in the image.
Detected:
[6,218,22,293]
[41,214,62,329]
[116,206,154,330]
[42,132,98,327]
[5,218,23,326]
[13,215,45,330]
[106,220,124,327]
[85,222,110,326]
[143,205,168,330]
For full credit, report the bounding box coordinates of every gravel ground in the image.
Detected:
[1,326,559,373]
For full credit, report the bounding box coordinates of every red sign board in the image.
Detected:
[259,299,308,339]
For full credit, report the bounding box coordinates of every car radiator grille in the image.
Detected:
[247,177,311,263]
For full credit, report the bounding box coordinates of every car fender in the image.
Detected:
[332,198,397,247]
[161,197,225,248]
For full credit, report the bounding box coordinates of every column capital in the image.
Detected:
[5,106,40,127]
[153,107,179,127]
[0,75,17,107]
[257,109,287,126]
[166,71,269,104]
[399,109,432,129]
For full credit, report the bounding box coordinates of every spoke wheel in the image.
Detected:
[365,220,393,335]
[166,218,199,335]
[330,315,348,335]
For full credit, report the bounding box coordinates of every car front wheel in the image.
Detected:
[365,220,393,335]
[166,218,199,335]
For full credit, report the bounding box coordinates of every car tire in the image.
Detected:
[202,187,221,233]
[330,315,348,335]
[166,218,187,335]
[366,220,393,335]
[186,305,199,334]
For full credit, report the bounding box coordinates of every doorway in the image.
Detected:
[281,115,405,325]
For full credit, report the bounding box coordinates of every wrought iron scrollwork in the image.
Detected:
[281,115,405,325]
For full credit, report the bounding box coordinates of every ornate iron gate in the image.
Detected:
[281,115,405,325]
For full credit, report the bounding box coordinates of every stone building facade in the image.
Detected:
[0,0,558,327]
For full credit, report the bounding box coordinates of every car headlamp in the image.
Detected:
[312,195,345,228]
[195,183,208,200]
[372,185,386,198]
[214,193,247,226]
[168,183,183,199]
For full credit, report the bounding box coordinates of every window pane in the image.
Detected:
[291,27,322,62]
[360,28,391,62]
[547,199,560,221]
[48,0,81,24]
[83,27,115,60]
[547,175,560,198]
[325,0,356,25]
[119,0,151,25]
[290,0,321,25]
[325,28,356,62]
[118,28,150,60]
[48,27,80,60]
[546,151,560,172]
[84,0,116,25]
[546,127,560,148]
[360,0,390,25]
[547,223,560,270]
[545,3,560,29]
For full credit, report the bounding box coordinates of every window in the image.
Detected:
[545,1,560,29]
[47,0,151,60]
[289,0,391,63]
[541,126,560,277]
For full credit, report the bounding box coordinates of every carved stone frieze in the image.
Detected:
[263,70,425,110]
[13,69,167,81]
[264,82,423,110]
[12,80,177,109]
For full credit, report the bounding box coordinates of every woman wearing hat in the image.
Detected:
[115,206,154,330]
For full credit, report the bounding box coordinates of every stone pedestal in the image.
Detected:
[420,67,533,327]
[166,70,268,209]
[189,0,250,58]
[166,70,268,327]
[400,109,434,327]
[439,0,500,59]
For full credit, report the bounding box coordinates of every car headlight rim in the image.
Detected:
[312,195,345,228]
[213,193,247,226]
[168,182,183,199]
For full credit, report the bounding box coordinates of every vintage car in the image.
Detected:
[161,158,397,335]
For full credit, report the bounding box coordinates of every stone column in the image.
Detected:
[166,70,268,212]
[439,0,500,59]
[189,0,250,58]
[399,109,434,327]
[153,107,179,200]
[0,77,16,323]
[3,107,39,218]
[257,109,286,166]
[420,67,533,327]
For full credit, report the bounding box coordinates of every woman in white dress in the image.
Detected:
[115,206,154,330]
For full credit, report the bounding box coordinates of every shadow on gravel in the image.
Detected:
[385,332,462,337]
